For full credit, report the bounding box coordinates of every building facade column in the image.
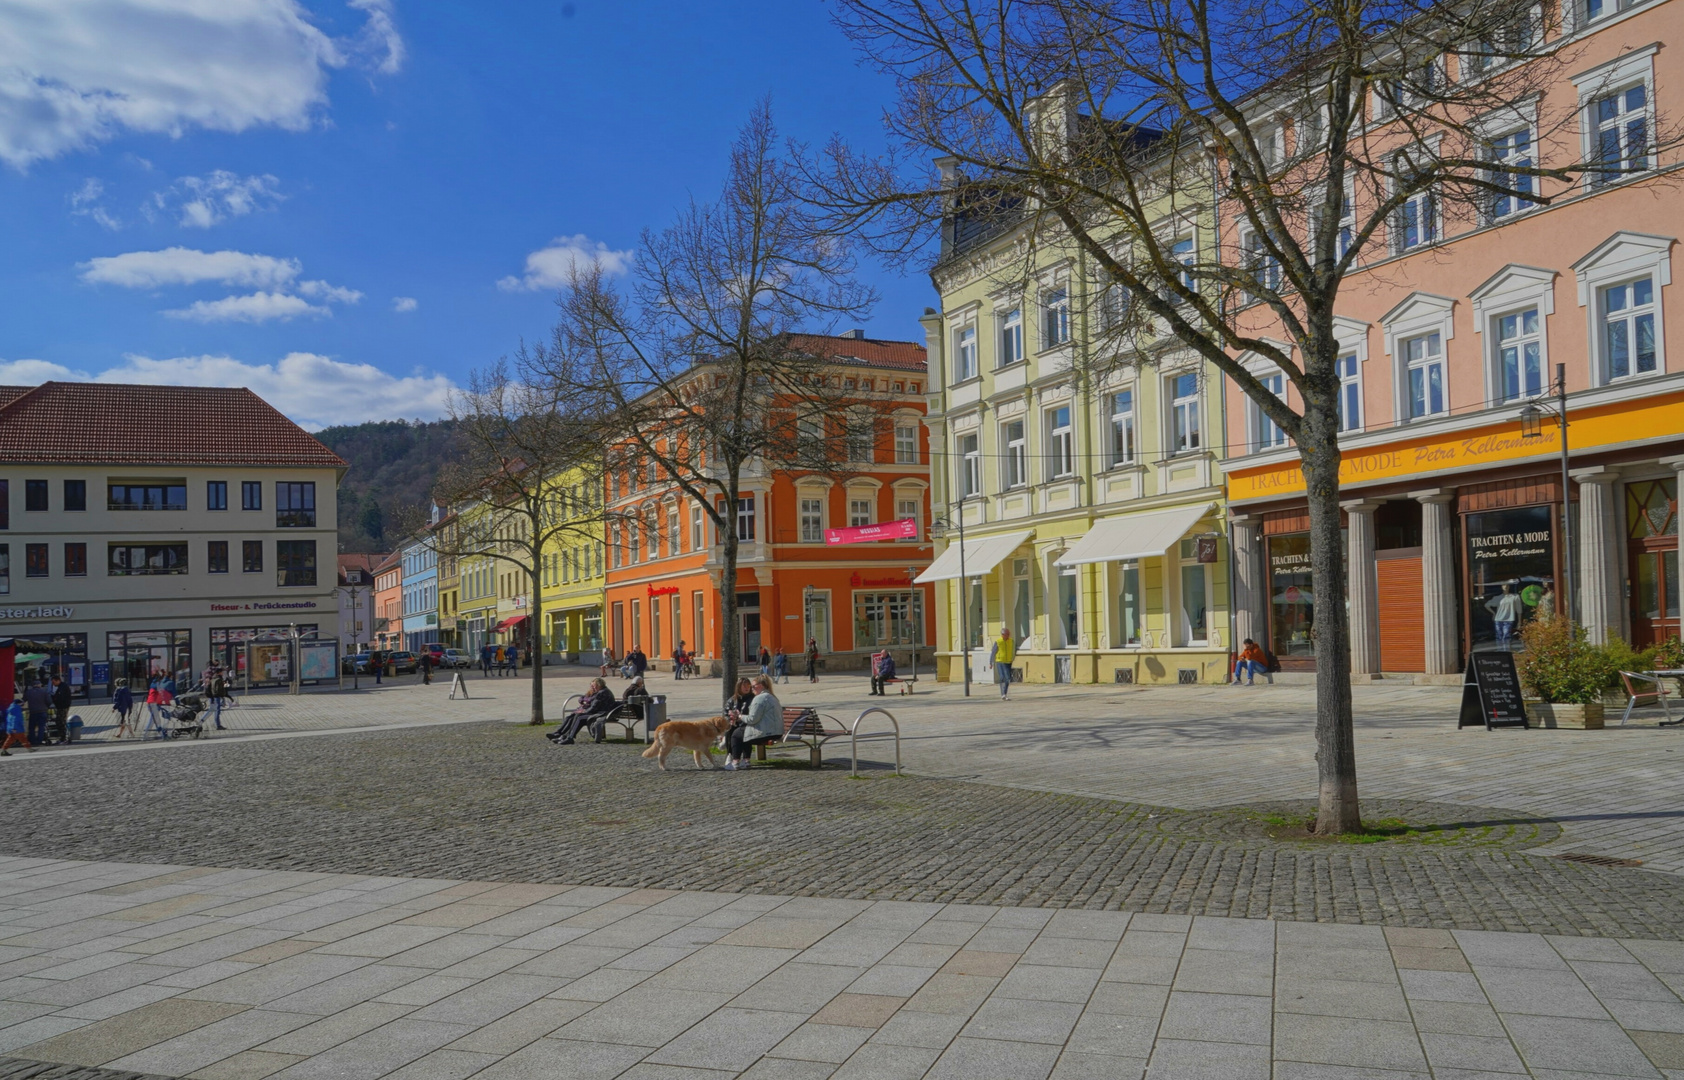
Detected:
[1342,499,1383,676]
[1411,488,1459,674]
[1229,514,1265,651]
[1571,466,1622,644]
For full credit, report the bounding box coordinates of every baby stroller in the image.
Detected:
[159,693,209,740]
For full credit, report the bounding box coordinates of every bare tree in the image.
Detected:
[402,363,609,726]
[526,103,880,703]
[805,0,1655,833]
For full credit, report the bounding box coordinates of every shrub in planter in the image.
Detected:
[1655,635,1684,671]
[1518,619,1617,705]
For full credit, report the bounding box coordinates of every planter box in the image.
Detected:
[1525,701,1605,730]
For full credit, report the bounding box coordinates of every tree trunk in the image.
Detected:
[527,563,545,725]
[719,525,740,710]
[1300,391,1361,835]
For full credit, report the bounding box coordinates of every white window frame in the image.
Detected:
[1168,235,1196,303]
[1487,128,1537,220]
[1471,264,1556,405]
[1570,230,1672,387]
[1045,405,1074,480]
[1380,292,1456,424]
[1108,388,1136,468]
[1572,45,1658,191]
[952,321,979,383]
[665,501,679,556]
[690,503,703,551]
[1176,538,1213,647]
[997,305,1024,367]
[1242,228,1281,299]
[894,492,921,542]
[894,421,919,464]
[1598,277,1660,382]
[1252,372,1289,452]
[846,409,875,463]
[1168,370,1202,454]
[735,496,756,542]
[1001,419,1027,490]
[1041,284,1071,348]
[1402,332,1447,419]
[1392,176,1437,253]
[1492,306,1546,402]
[957,432,981,498]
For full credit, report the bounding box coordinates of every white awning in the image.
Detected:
[914,529,1033,584]
[1055,503,1216,566]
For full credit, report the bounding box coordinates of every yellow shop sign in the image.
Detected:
[1228,389,1684,502]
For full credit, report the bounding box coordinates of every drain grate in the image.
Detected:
[1554,852,1643,868]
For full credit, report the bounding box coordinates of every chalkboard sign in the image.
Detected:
[1458,651,1529,729]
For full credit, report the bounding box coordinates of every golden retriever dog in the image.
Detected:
[640,714,733,771]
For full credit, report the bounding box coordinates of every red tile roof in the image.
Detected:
[0,382,347,468]
[789,333,928,371]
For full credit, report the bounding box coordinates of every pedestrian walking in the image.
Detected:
[0,694,29,755]
[24,679,51,746]
[205,668,228,729]
[50,675,72,743]
[758,646,771,678]
[140,677,165,738]
[420,651,434,685]
[773,647,788,684]
[374,650,384,685]
[805,638,819,683]
[111,682,135,739]
[988,629,1015,700]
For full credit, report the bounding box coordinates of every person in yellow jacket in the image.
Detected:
[988,628,1015,700]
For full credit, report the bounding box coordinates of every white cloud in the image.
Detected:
[295,279,362,304]
[0,351,456,429]
[392,296,418,313]
[154,171,283,228]
[0,0,405,169]
[79,247,301,290]
[69,177,120,229]
[163,291,327,323]
[498,234,634,292]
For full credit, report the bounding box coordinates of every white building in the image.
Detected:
[0,382,346,696]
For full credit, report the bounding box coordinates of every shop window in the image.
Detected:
[1178,539,1211,646]
[1253,373,1289,451]
[854,590,924,647]
[242,540,263,573]
[64,543,85,577]
[1496,308,1544,401]
[967,578,984,648]
[1465,505,1555,651]
[1268,535,1315,657]
[1012,558,1032,642]
[1042,286,1071,346]
[25,543,47,577]
[109,481,186,511]
[1626,478,1678,645]
[63,480,85,513]
[1109,390,1135,467]
[1403,332,1445,418]
[953,324,978,382]
[997,306,1024,367]
[1046,406,1074,479]
[1601,277,1656,380]
[109,543,189,576]
[1589,85,1650,186]
[1115,561,1142,646]
[895,423,919,464]
[241,481,262,511]
[276,482,316,528]
[1336,353,1362,431]
[1170,373,1202,453]
[1001,420,1027,489]
[958,433,981,498]
[207,481,227,511]
[1055,564,1080,648]
[24,480,46,513]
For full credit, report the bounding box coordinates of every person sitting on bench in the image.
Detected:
[550,679,616,744]
[869,649,897,696]
[725,676,782,770]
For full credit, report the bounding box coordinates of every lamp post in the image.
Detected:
[904,567,919,685]
[335,583,365,690]
[1519,362,1575,624]
[928,497,971,697]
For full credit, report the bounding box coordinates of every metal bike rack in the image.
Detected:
[850,707,902,778]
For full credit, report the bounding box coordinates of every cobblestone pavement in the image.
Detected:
[2,721,1683,939]
[4,856,1684,1080]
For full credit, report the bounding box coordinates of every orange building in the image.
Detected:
[371,550,403,650]
[604,332,935,674]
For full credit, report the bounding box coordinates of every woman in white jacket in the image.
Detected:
[725,675,781,770]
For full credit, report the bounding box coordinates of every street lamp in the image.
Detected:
[927,498,972,697]
[334,583,365,690]
[904,567,919,686]
[1519,362,1575,624]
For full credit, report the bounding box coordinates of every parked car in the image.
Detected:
[422,642,447,661]
[387,651,419,674]
[343,652,373,674]
[441,648,472,669]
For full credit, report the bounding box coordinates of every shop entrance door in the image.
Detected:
[741,612,761,663]
[1627,479,1678,648]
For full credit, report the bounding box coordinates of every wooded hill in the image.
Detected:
[315,419,461,553]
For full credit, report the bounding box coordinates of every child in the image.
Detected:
[111,682,135,739]
[0,694,30,755]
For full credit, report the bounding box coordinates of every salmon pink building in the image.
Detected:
[1222,0,1684,675]
[603,332,935,673]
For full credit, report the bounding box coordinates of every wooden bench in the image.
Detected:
[550,694,644,741]
[876,675,918,696]
[750,706,849,767]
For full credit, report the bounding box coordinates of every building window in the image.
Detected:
[1255,373,1288,450]
[736,496,756,541]
[958,433,981,498]
[1395,182,1436,252]
[1488,130,1535,219]
[277,541,317,587]
[846,411,875,463]
[1169,237,1196,302]
[800,497,825,542]
[896,496,920,540]
[1170,373,1202,453]
[1012,558,1031,641]
[242,481,262,510]
[1244,230,1281,294]
[1584,0,1649,21]
[1109,390,1135,467]
[276,482,316,528]
[954,324,978,381]
[1097,282,1129,332]
[997,306,1024,366]
[63,480,85,513]
[1116,562,1142,646]
[0,481,8,530]
[1056,563,1079,648]
[1002,420,1027,489]
[64,543,86,577]
[1179,539,1211,645]
[690,504,703,550]
[109,543,189,576]
[1496,308,1544,401]
[207,481,227,511]
[1602,277,1656,380]
[23,480,46,513]
[108,481,187,511]
[894,423,918,464]
[1336,353,1362,432]
[1590,86,1650,186]
[242,540,263,573]
[667,504,679,555]
[1042,286,1071,347]
[1404,332,1446,418]
[853,591,924,647]
[25,543,47,577]
[0,545,8,593]
[842,497,868,529]
[1045,407,1073,479]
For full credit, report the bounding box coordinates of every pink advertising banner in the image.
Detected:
[824,517,918,545]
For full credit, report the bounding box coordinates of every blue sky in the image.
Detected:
[0,0,934,429]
